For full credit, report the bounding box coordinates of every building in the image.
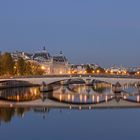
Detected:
[53,51,69,74]
[32,49,53,74]
[70,63,101,74]
[106,66,127,75]
[11,51,32,61]
[32,49,69,74]
[71,64,87,74]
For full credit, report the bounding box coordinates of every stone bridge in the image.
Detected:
[5,76,140,86]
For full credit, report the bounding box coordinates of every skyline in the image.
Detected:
[1,48,140,69]
[0,0,140,67]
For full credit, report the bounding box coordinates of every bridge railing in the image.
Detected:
[1,74,140,79]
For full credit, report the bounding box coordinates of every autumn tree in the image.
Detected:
[16,57,26,75]
[25,61,33,75]
[0,54,2,75]
[31,62,45,75]
[86,65,93,74]
[95,67,105,73]
[1,52,14,75]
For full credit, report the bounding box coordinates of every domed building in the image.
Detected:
[32,48,69,74]
[32,48,53,74]
[52,51,69,74]
[32,50,52,63]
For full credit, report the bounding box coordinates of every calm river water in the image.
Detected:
[0,82,140,140]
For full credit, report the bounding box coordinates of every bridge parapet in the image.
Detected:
[0,76,140,86]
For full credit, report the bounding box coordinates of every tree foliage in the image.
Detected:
[30,62,45,75]
[1,52,14,75]
[0,52,45,77]
[0,54,2,75]
[16,57,26,75]
[86,65,94,73]
[95,67,105,73]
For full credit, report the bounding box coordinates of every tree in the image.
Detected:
[86,65,93,74]
[95,67,105,74]
[16,57,26,75]
[1,52,14,75]
[25,61,33,75]
[0,54,2,75]
[30,62,45,75]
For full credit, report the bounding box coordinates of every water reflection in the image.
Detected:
[48,82,140,104]
[1,82,140,140]
[0,107,50,124]
[49,82,113,104]
[0,82,140,124]
[68,82,111,94]
[0,107,30,123]
[0,81,140,105]
[0,87,40,101]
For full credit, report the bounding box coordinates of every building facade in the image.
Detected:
[32,50,69,75]
[52,52,69,74]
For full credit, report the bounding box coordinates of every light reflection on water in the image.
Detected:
[0,82,140,122]
[50,83,140,104]
[0,81,139,103]
[0,87,40,101]
[0,82,140,140]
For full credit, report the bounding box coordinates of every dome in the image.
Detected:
[53,51,68,63]
[33,50,52,62]
[53,56,67,63]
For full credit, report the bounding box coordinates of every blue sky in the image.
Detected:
[0,0,140,66]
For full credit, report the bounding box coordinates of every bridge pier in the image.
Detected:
[105,95,108,102]
[137,95,140,102]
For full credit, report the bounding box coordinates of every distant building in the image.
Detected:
[106,66,127,74]
[11,51,32,61]
[32,49,53,74]
[70,64,100,74]
[53,52,69,74]
[32,49,69,74]
[32,50,52,63]
[10,48,70,75]
[127,67,140,75]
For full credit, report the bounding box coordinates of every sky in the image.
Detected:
[0,0,140,67]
